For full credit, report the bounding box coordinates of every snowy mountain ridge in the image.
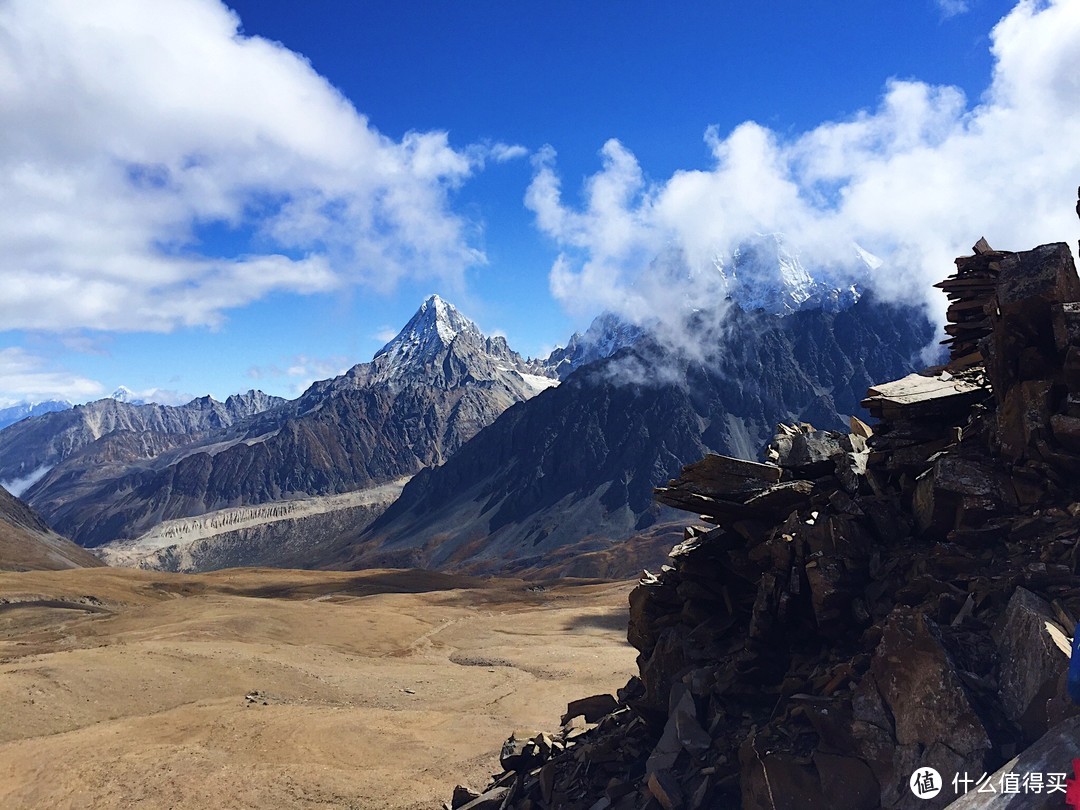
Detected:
[544,313,645,380]
[542,234,879,380]
[0,400,73,432]
[714,233,869,315]
[330,294,559,392]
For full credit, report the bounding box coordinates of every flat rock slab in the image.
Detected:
[863,373,986,418]
[944,717,1080,809]
[562,693,618,725]
[675,454,783,486]
[993,587,1070,744]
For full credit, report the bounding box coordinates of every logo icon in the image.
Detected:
[911,767,942,800]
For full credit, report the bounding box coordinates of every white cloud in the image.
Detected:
[0,0,491,332]
[488,143,530,163]
[372,326,399,344]
[936,0,971,19]
[246,354,349,396]
[58,334,112,356]
[528,0,1080,338]
[0,347,105,406]
[113,387,196,406]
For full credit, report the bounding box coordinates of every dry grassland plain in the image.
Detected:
[0,567,635,809]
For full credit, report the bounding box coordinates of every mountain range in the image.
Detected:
[0,400,72,432]
[0,387,181,434]
[334,293,933,575]
[1,296,562,568]
[0,390,285,495]
[0,243,938,575]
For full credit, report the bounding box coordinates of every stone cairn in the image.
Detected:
[450,240,1080,810]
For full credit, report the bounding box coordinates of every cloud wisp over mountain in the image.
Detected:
[527,0,1080,336]
[0,0,516,333]
[0,348,104,407]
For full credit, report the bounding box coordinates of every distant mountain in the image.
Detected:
[540,234,871,381]
[544,313,645,380]
[0,399,72,432]
[0,486,103,571]
[109,386,145,405]
[19,296,559,565]
[715,233,868,315]
[334,294,935,576]
[0,390,284,496]
[300,294,557,403]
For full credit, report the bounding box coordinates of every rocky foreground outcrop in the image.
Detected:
[453,240,1080,810]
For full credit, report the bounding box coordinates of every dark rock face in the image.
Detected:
[343,296,934,574]
[993,588,1069,745]
[868,611,993,807]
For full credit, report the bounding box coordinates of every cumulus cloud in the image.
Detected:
[0,348,105,406]
[528,0,1080,338]
[488,143,530,163]
[0,0,492,332]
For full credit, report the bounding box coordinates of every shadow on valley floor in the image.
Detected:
[562,607,630,633]
[147,568,495,601]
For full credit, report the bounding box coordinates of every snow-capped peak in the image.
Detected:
[713,233,867,315]
[374,294,482,368]
[545,312,645,379]
[110,386,144,404]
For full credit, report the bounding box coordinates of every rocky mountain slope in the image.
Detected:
[337,293,935,575]
[15,296,558,563]
[0,390,283,496]
[0,486,102,571]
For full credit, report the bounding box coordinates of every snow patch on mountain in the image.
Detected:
[372,294,483,376]
[519,372,560,393]
[713,234,868,315]
[110,386,144,404]
[545,312,646,379]
[0,400,72,431]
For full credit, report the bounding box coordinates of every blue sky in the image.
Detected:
[2,0,1077,406]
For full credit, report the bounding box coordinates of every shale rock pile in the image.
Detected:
[453,241,1080,810]
[936,236,1000,368]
